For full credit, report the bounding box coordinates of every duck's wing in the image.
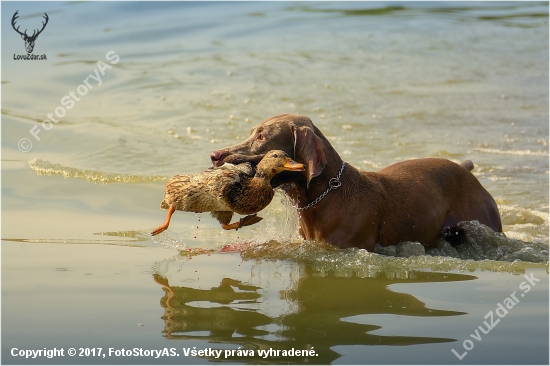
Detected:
[215,162,255,177]
[162,173,232,213]
[234,162,255,177]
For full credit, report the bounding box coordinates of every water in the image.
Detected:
[2,2,548,364]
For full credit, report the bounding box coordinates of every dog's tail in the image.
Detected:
[461,160,474,171]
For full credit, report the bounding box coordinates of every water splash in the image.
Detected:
[237,238,547,279]
[152,231,189,251]
[428,220,549,263]
[248,189,302,244]
[229,218,549,278]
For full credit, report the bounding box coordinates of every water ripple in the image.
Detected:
[28,159,166,184]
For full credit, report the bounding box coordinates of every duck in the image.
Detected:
[151,150,305,236]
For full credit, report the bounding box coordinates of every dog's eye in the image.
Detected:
[257,133,264,141]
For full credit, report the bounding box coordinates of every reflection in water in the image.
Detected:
[155,275,270,339]
[153,262,474,364]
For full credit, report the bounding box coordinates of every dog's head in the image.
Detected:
[211,114,327,188]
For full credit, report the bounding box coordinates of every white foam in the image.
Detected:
[474,148,549,157]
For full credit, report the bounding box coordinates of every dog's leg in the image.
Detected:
[442,226,467,246]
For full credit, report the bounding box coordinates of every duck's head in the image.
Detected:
[256,150,305,179]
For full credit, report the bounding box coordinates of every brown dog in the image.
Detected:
[210,114,502,250]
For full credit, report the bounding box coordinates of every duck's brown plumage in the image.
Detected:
[152,150,305,235]
[160,162,274,221]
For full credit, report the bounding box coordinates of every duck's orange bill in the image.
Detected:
[284,159,306,171]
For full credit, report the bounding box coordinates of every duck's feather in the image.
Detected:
[218,162,255,177]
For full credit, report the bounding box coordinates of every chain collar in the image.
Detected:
[294,161,346,211]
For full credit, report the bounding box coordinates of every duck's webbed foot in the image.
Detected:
[239,214,263,229]
[151,224,168,236]
[152,205,175,236]
[221,214,263,231]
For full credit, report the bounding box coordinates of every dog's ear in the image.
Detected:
[293,125,327,188]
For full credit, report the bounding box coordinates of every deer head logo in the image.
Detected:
[12,11,49,54]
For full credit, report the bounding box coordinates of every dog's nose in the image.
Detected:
[210,150,226,166]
